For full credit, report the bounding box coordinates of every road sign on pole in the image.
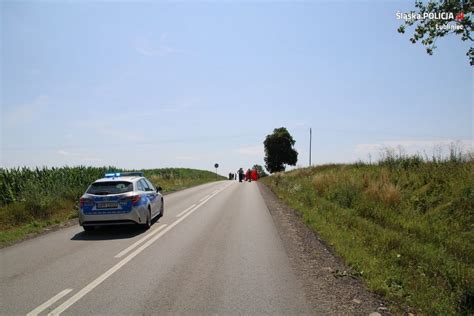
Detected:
[214,163,219,180]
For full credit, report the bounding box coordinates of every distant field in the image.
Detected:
[0,167,224,247]
[262,155,473,315]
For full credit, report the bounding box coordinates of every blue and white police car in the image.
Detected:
[79,172,163,231]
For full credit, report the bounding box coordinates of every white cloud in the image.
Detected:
[4,95,49,127]
[355,143,383,154]
[57,149,70,156]
[355,139,474,158]
[135,38,154,56]
[134,33,183,57]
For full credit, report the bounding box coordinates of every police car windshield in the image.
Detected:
[87,181,133,195]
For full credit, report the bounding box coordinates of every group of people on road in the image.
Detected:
[229,168,259,182]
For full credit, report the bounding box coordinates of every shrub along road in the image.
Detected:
[0,180,386,315]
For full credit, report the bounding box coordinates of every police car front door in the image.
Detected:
[142,179,158,216]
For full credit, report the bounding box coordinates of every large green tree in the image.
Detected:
[397,0,473,65]
[263,127,298,173]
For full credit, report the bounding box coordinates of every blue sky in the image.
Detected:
[1,1,472,173]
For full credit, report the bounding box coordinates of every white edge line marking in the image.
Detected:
[27,289,73,316]
[48,182,233,316]
[114,224,167,258]
[199,194,210,202]
[176,204,196,218]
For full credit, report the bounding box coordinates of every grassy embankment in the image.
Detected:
[262,154,473,315]
[0,167,224,247]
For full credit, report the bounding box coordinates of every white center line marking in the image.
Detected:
[27,289,73,316]
[48,182,233,316]
[176,204,196,218]
[199,194,210,202]
[114,224,167,258]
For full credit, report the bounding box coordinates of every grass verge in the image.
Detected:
[262,156,473,315]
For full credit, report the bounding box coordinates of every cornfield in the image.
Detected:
[0,166,114,205]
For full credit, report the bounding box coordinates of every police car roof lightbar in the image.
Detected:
[105,172,121,178]
[104,171,145,178]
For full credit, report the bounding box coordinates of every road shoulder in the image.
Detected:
[257,182,391,315]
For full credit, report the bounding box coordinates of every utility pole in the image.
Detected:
[309,128,312,167]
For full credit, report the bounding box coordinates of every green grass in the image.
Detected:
[262,155,473,315]
[0,167,224,247]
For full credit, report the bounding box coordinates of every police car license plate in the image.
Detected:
[97,202,118,209]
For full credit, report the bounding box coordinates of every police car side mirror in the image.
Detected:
[157,187,162,192]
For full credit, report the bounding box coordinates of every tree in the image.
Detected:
[252,164,268,178]
[263,127,298,173]
[397,0,473,65]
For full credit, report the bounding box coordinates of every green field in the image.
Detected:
[0,167,224,247]
[262,154,473,315]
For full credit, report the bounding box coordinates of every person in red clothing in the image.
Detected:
[251,168,259,181]
[245,169,252,182]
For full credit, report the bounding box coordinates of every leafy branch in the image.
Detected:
[398,0,473,65]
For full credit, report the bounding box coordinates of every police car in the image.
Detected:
[79,172,164,231]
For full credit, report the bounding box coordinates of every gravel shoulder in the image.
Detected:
[258,182,392,315]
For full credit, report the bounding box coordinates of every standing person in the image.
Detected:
[251,168,258,181]
[238,168,244,182]
[245,169,252,182]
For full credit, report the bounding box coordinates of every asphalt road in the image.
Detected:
[1,180,313,315]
